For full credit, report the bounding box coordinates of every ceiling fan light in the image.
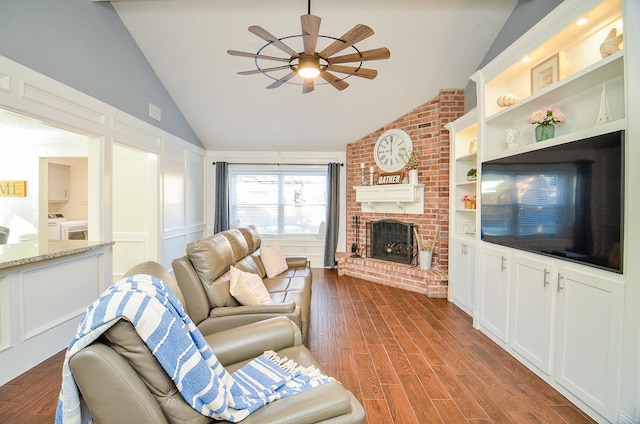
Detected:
[297,56,321,79]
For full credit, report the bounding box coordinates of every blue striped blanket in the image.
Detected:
[55,274,332,424]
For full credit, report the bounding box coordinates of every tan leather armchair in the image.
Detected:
[68,261,364,424]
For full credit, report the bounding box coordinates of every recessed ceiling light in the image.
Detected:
[522,56,532,63]
[577,16,589,26]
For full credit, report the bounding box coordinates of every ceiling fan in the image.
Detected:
[227,0,390,93]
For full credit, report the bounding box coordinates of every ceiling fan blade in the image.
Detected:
[319,24,374,58]
[301,14,321,55]
[319,70,349,91]
[326,64,378,79]
[302,79,315,94]
[249,26,298,57]
[227,50,291,63]
[327,47,390,65]
[266,71,297,89]
[238,65,291,75]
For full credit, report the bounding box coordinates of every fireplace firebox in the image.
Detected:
[366,220,415,265]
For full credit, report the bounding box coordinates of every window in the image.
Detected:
[229,166,327,238]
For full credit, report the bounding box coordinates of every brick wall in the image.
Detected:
[338,89,465,297]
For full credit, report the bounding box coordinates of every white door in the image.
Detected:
[478,244,510,343]
[450,237,475,316]
[112,143,158,280]
[510,254,555,375]
[554,266,623,422]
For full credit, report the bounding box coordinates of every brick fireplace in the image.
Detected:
[338,89,465,297]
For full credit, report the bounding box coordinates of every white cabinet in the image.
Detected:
[480,248,624,422]
[48,163,70,202]
[448,238,475,316]
[478,244,510,342]
[510,254,555,375]
[555,265,623,422]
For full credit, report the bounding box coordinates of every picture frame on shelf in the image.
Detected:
[530,52,563,94]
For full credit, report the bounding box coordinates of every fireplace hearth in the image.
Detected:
[367,220,415,265]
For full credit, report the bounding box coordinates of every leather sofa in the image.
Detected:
[173,226,312,342]
[69,261,365,424]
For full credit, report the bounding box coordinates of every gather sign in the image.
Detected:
[377,172,404,185]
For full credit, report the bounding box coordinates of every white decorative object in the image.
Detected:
[595,82,612,126]
[600,28,623,58]
[408,169,418,185]
[369,166,374,186]
[419,250,433,270]
[504,128,520,149]
[468,137,477,154]
[496,94,520,107]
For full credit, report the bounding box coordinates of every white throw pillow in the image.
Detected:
[261,244,288,278]
[229,266,273,305]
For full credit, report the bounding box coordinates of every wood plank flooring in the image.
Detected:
[307,269,596,424]
[0,269,596,423]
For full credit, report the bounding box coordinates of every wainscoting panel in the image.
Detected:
[22,255,100,340]
[163,232,188,271]
[0,247,110,386]
[112,231,149,280]
[0,274,9,352]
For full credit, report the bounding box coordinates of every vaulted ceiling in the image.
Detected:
[104,0,518,152]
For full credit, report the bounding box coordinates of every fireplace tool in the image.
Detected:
[351,215,361,257]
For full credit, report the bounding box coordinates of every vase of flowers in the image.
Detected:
[406,149,421,185]
[462,195,476,209]
[528,107,565,142]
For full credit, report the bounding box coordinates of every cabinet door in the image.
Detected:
[450,238,476,316]
[511,255,554,375]
[478,245,510,342]
[555,267,623,422]
[48,163,70,202]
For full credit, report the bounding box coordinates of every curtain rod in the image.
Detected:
[212,162,343,166]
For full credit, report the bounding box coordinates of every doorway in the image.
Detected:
[112,143,159,279]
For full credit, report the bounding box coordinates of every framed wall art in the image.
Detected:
[530,52,564,94]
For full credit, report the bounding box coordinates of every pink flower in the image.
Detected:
[527,109,548,124]
[528,107,566,125]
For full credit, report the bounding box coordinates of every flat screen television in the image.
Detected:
[481,130,624,273]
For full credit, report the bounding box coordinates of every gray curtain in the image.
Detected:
[214,161,229,233]
[323,163,340,268]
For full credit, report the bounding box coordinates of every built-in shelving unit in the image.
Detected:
[446,110,478,315]
[457,0,639,422]
[354,184,424,214]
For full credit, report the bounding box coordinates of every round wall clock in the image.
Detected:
[374,129,413,172]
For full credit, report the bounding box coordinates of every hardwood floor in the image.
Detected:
[0,269,596,423]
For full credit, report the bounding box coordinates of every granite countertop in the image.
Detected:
[0,240,115,270]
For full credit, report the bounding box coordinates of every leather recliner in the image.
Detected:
[68,261,365,424]
[173,225,313,343]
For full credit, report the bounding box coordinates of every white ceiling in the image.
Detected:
[106,0,518,152]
